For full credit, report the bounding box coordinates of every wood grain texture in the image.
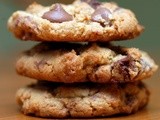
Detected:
[0,60,159,120]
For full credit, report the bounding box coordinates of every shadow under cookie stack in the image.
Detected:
[8,0,158,118]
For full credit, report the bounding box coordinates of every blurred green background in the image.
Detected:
[0,0,160,64]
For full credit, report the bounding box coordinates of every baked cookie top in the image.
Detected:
[8,0,143,42]
[16,81,149,118]
[16,42,158,83]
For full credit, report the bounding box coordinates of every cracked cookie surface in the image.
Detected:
[16,81,149,118]
[16,42,158,83]
[8,0,143,42]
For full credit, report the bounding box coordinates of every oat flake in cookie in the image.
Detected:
[16,81,149,118]
[16,42,158,83]
[8,0,143,42]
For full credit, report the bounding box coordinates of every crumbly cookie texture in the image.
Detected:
[16,81,149,118]
[16,43,158,83]
[8,0,143,42]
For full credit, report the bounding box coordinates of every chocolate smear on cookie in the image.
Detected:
[91,7,112,26]
[42,4,73,23]
[81,0,101,9]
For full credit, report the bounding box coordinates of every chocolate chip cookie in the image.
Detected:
[16,42,158,83]
[8,0,143,42]
[16,81,149,118]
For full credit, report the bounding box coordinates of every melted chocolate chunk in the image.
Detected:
[81,0,101,9]
[117,57,131,81]
[114,56,135,81]
[42,4,73,23]
[91,7,112,26]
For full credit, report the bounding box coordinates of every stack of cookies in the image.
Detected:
[8,0,158,118]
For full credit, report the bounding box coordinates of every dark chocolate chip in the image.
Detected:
[42,4,73,23]
[81,0,101,9]
[91,7,112,26]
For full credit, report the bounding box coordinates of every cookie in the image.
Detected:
[8,0,143,42]
[16,42,158,83]
[16,81,149,118]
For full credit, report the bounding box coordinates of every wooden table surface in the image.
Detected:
[0,60,160,120]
